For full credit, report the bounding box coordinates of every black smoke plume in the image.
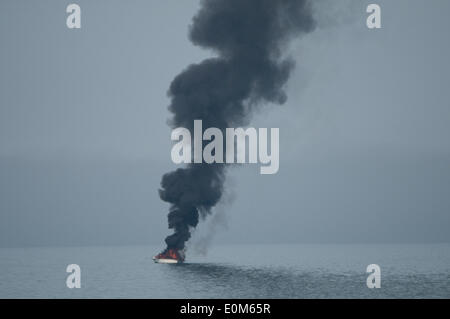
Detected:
[159,0,315,250]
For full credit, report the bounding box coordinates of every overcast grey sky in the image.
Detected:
[1,0,450,247]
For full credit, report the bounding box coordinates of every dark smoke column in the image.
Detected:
[159,0,315,251]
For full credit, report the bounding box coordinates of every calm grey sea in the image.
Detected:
[0,244,449,298]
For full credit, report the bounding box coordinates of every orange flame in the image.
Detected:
[155,248,184,261]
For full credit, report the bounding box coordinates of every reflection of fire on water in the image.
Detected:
[153,249,185,264]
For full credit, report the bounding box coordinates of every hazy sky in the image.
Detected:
[1,0,450,247]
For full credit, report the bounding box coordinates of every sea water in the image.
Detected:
[0,244,449,298]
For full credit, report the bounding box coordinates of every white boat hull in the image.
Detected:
[153,258,180,264]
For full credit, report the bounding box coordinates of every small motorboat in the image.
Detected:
[153,248,185,264]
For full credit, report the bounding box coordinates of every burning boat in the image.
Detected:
[153,248,185,264]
